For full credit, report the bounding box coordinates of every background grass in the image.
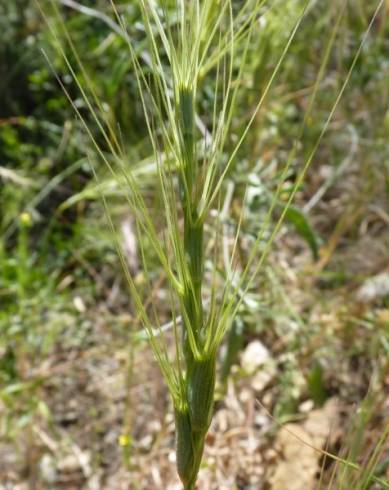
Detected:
[0,0,388,488]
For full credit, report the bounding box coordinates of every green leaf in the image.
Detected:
[279,202,319,260]
[307,361,328,406]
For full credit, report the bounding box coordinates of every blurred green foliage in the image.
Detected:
[0,1,388,483]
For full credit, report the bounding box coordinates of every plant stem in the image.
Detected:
[179,85,203,356]
[176,82,215,489]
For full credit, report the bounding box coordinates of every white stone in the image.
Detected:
[241,340,270,374]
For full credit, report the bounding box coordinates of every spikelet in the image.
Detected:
[187,353,216,433]
[175,406,204,489]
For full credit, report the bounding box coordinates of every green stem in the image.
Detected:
[183,217,203,337]
[176,83,214,490]
[178,85,203,356]
[175,407,205,490]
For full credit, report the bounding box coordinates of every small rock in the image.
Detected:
[73,296,86,313]
[87,472,102,490]
[299,399,314,413]
[40,453,57,483]
[241,340,270,374]
[58,454,80,473]
[357,272,389,303]
[251,361,276,392]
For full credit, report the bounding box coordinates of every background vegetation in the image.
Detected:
[0,0,388,488]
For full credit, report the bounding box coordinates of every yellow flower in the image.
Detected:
[118,434,131,447]
[20,212,32,227]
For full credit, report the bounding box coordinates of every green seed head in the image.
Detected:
[187,354,216,433]
[175,406,204,489]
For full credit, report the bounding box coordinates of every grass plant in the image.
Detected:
[36,0,385,487]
